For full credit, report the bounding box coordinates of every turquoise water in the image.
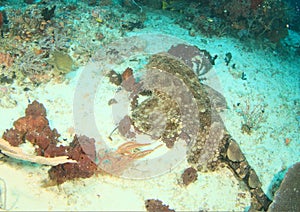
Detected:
[0,0,299,211]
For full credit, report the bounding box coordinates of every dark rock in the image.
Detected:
[41,5,56,21]
[24,0,35,4]
[181,167,198,186]
[0,12,3,28]
[268,162,300,212]
[225,52,232,66]
[145,199,175,212]
[106,70,122,86]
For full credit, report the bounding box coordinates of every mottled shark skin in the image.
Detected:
[131,53,272,211]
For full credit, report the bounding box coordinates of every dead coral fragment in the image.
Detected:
[121,67,133,81]
[118,115,135,138]
[0,100,76,166]
[25,100,47,116]
[145,199,175,212]
[1,100,100,185]
[121,67,137,92]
